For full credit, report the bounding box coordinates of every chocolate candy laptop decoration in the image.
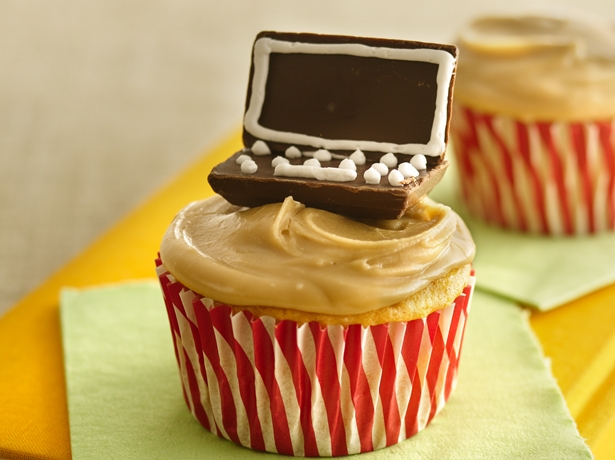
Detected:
[208,31,458,219]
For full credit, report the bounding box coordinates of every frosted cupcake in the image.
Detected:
[156,31,476,456]
[451,14,615,234]
[156,195,475,456]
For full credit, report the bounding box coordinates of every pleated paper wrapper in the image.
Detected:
[156,258,476,457]
[451,104,615,234]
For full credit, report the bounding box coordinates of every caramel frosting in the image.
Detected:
[159,195,475,316]
[455,15,615,121]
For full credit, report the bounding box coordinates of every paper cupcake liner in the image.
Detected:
[451,105,615,234]
[156,258,475,456]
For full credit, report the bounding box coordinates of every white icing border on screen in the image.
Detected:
[244,37,456,157]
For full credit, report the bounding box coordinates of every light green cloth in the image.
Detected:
[60,282,591,459]
[429,157,615,310]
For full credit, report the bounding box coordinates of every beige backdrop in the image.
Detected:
[1,0,613,317]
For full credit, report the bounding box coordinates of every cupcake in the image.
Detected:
[156,196,475,456]
[451,14,615,234]
[156,32,476,456]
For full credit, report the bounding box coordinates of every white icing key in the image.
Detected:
[252,140,271,156]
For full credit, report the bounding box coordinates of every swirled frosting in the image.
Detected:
[455,15,615,121]
[159,195,475,316]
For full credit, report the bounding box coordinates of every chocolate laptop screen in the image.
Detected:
[259,53,438,145]
[243,34,457,157]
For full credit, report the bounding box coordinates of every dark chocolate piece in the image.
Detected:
[208,150,449,219]
[209,32,458,218]
[243,31,457,158]
[256,53,437,145]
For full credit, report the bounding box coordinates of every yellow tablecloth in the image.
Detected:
[0,132,613,459]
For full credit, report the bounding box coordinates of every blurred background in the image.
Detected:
[1,0,613,317]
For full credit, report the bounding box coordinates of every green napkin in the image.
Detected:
[61,282,591,459]
[430,156,615,310]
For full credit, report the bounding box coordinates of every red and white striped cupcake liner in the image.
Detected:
[451,105,615,234]
[156,258,475,456]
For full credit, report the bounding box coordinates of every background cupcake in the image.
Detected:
[451,14,615,234]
